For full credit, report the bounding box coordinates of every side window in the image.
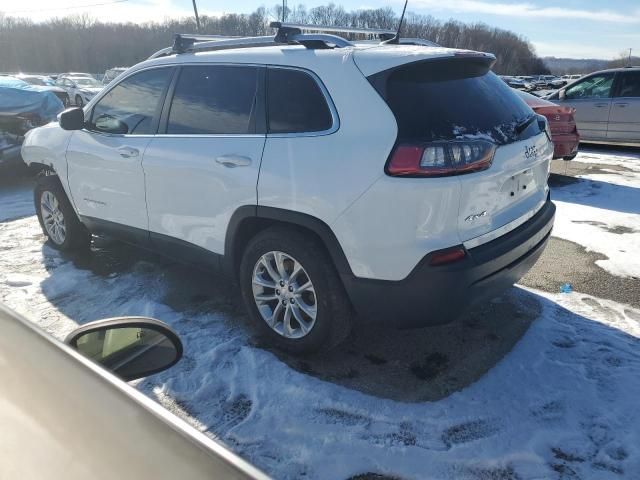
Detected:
[616,71,640,98]
[167,65,259,135]
[565,74,614,100]
[267,68,333,134]
[89,68,173,135]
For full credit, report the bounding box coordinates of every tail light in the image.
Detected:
[386,140,496,177]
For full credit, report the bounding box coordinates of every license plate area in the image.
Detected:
[502,169,535,201]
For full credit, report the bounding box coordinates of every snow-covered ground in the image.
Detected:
[1,147,639,479]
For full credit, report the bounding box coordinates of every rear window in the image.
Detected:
[267,68,333,134]
[370,59,537,145]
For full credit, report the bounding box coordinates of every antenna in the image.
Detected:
[191,0,200,32]
[385,0,409,45]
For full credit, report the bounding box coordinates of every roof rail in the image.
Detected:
[353,37,441,47]
[270,21,396,40]
[148,25,355,59]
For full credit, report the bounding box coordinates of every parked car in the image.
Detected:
[102,67,129,85]
[533,75,564,89]
[517,76,538,90]
[0,76,63,167]
[57,72,95,80]
[500,76,534,91]
[515,89,579,160]
[0,303,268,480]
[15,74,70,106]
[56,75,104,107]
[22,25,555,353]
[546,66,640,146]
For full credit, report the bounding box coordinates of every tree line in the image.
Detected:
[0,4,550,75]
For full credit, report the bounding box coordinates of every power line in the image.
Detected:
[4,0,129,15]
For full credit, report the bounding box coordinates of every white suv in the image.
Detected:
[22,26,555,353]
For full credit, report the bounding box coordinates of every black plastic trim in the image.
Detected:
[224,205,353,277]
[342,200,555,327]
[80,215,222,270]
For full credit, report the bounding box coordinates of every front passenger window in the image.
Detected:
[89,68,173,135]
[565,74,614,100]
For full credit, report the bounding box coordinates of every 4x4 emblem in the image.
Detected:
[465,211,488,222]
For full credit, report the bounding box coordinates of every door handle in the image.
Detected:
[117,147,139,158]
[215,154,252,168]
[614,103,629,107]
[594,103,609,108]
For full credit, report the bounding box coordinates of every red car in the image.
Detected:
[516,90,579,160]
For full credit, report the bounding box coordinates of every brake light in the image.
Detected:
[386,140,496,177]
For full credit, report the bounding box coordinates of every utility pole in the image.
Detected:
[282,0,286,22]
[192,0,201,32]
[628,48,633,66]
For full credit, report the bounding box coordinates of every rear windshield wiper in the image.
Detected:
[514,114,537,136]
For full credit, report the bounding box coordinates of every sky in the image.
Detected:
[1,0,639,59]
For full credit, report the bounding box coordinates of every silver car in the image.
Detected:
[547,67,640,146]
[56,75,104,107]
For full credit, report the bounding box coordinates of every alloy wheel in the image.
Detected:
[251,251,317,339]
[40,191,66,245]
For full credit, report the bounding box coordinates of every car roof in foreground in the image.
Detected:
[588,66,640,75]
[136,43,492,77]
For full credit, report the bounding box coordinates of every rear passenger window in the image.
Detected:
[167,65,258,135]
[267,68,333,134]
[616,72,640,98]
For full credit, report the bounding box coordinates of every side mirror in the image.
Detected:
[58,107,85,131]
[65,317,183,381]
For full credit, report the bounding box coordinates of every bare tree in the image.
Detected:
[0,4,548,75]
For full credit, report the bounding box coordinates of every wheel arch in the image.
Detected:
[224,206,354,281]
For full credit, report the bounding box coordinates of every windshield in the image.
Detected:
[370,58,537,145]
[74,78,101,87]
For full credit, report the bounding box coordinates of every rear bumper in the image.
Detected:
[342,198,555,328]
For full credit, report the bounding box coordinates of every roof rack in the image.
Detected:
[148,23,356,59]
[148,22,440,59]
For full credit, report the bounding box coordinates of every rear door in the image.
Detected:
[142,64,265,255]
[66,67,174,237]
[560,72,615,140]
[607,70,640,143]
[375,57,552,244]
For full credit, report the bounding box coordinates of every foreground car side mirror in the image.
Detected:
[65,317,183,381]
[58,107,85,131]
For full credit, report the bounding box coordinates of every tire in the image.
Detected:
[34,175,90,251]
[563,153,578,161]
[75,95,83,108]
[239,227,352,354]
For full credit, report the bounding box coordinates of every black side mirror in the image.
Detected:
[58,107,85,131]
[65,317,183,381]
